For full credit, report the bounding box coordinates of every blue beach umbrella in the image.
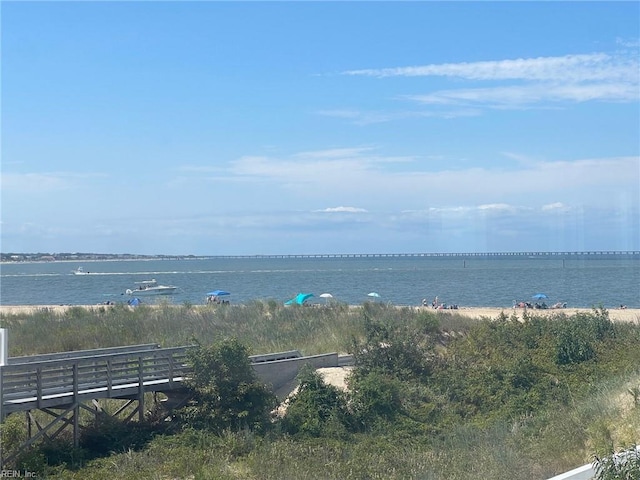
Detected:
[367,292,381,298]
[532,293,548,300]
[207,290,230,296]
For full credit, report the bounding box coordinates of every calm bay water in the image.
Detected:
[1,254,639,309]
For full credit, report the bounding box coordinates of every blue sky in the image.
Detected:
[2,1,639,256]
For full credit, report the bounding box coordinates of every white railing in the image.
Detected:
[546,463,594,480]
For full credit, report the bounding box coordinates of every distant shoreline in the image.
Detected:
[0,257,209,265]
[1,304,637,323]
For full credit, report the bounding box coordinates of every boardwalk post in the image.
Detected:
[138,356,144,422]
[0,328,7,367]
[0,328,6,466]
[0,329,6,418]
[168,354,174,388]
[73,363,79,448]
[107,358,113,397]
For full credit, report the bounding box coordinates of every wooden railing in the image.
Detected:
[1,346,191,415]
[7,343,161,365]
[0,344,340,419]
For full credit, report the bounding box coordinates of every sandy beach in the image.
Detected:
[437,306,640,323]
[0,304,638,323]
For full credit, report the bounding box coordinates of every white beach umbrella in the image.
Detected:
[319,293,333,304]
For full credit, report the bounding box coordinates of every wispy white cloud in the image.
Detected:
[406,82,637,108]
[542,202,571,212]
[342,51,640,109]
[314,206,368,213]
[181,148,638,213]
[293,147,374,159]
[227,148,416,184]
[477,203,519,213]
[343,53,636,83]
[616,37,640,48]
[400,202,583,221]
[317,108,481,124]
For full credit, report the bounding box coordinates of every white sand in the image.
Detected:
[0,304,638,323]
[435,306,640,323]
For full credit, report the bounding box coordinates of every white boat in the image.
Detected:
[72,267,91,275]
[125,279,177,296]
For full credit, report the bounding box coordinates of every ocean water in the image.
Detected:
[0,253,639,309]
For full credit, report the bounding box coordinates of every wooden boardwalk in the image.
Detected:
[2,344,190,416]
[0,339,340,466]
[0,345,311,417]
[0,343,192,465]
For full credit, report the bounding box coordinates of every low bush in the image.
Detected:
[176,338,277,434]
[281,365,350,438]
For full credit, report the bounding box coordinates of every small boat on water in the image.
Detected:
[125,279,177,296]
[72,267,91,275]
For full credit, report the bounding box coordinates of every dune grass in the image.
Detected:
[1,303,639,479]
[0,301,476,357]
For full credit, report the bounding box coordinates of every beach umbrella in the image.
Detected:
[319,293,334,304]
[532,293,548,300]
[207,290,230,296]
[285,292,314,305]
[367,292,381,298]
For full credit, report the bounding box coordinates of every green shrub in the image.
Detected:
[350,313,433,380]
[555,322,595,366]
[15,435,86,473]
[347,370,403,431]
[281,365,349,438]
[177,339,277,434]
[0,414,27,457]
[416,310,441,335]
[80,416,158,457]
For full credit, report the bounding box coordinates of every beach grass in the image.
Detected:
[0,301,481,357]
[1,303,639,479]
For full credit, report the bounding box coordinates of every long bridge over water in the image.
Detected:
[4,250,638,263]
[211,251,640,259]
[0,330,350,467]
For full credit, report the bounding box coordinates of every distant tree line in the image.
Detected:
[0,253,203,262]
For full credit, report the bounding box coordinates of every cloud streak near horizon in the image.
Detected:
[3,150,637,211]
